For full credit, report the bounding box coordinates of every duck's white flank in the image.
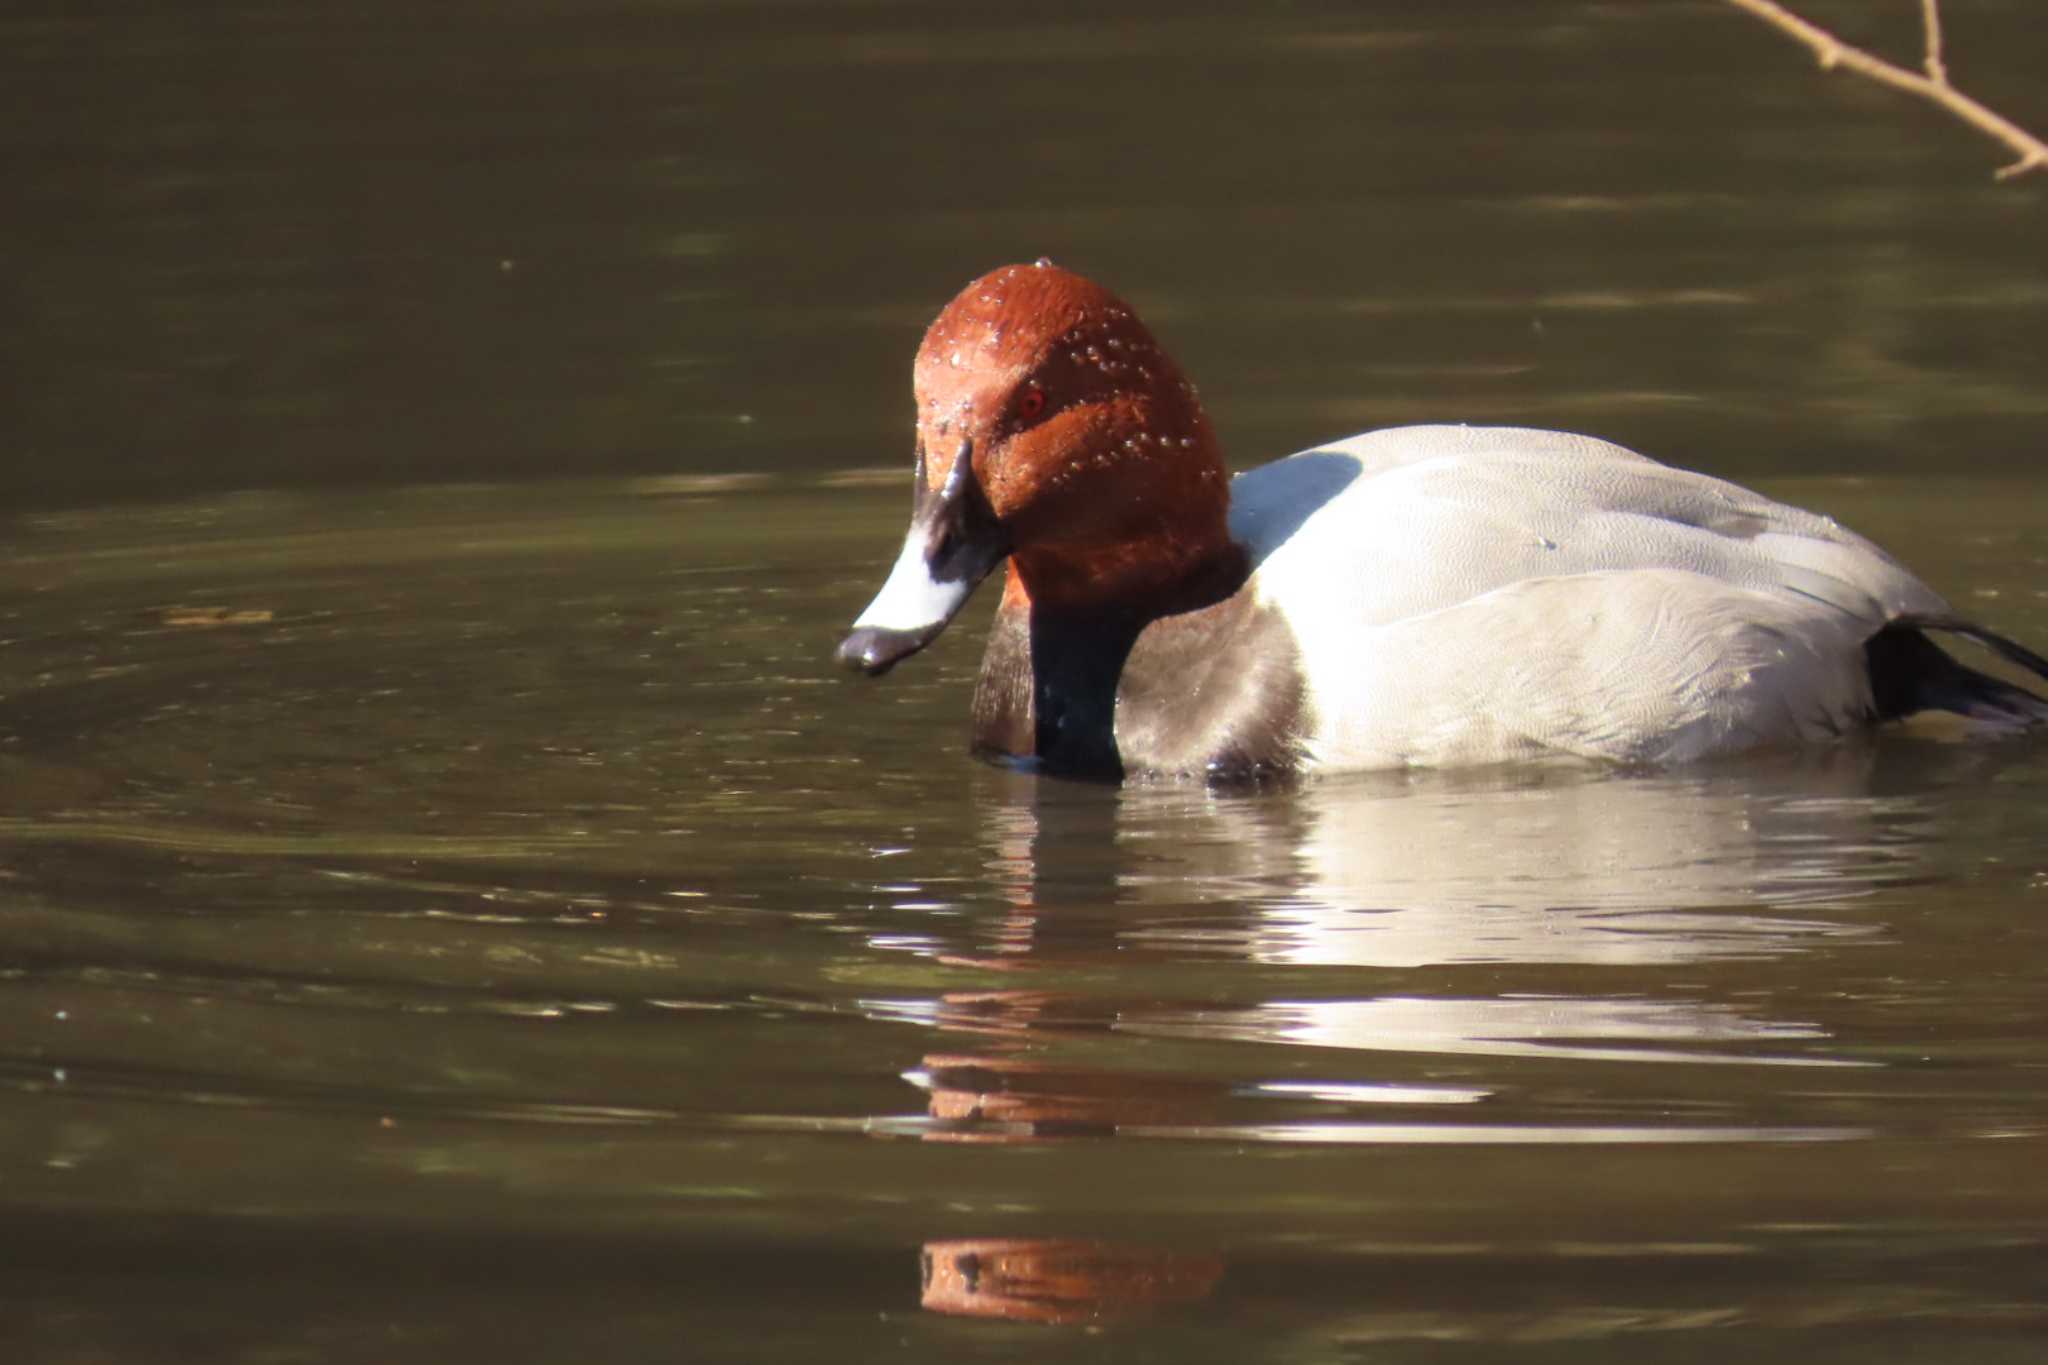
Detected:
[1234,426,1951,769]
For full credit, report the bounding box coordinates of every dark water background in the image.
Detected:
[4,2,2048,1361]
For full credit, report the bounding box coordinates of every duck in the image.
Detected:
[835,260,2048,780]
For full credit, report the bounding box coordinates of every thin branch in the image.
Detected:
[1724,0,2047,180]
[1918,0,1946,86]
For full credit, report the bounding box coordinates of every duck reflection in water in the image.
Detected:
[890,747,1991,1323]
[892,746,1964,1147]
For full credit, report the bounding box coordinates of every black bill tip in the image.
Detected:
[835,626,931,677]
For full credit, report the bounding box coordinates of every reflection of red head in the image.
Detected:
[920,1238,1222,1324]
[915,1051,1222,1139]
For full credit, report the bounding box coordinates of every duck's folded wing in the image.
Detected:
[1240,425,1951,629]
[1302,569,1884,768]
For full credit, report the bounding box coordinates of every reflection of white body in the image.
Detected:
[1239,995,1849,1069]
[1277,766,1898,969]
[1110,754,1912,969]
[930,757,1961,1074]
[1097,759,1923,1067]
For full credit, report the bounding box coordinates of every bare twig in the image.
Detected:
[1724,0,2047,180]
[1918,0,1946,85]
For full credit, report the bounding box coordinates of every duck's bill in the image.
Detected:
[834,527,987,675]
[836,438,1009,677]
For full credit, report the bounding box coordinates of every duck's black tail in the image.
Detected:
[1866,615,2048,727]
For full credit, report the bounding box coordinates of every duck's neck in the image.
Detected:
[969,534,1252,778]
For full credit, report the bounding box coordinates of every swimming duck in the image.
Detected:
[835,261,2048,779]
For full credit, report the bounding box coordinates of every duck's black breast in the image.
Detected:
[969,586,1308,781]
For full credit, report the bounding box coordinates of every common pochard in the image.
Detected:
[836,261,2048,779]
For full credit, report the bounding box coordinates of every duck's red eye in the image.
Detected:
[1017,387,1047,422]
